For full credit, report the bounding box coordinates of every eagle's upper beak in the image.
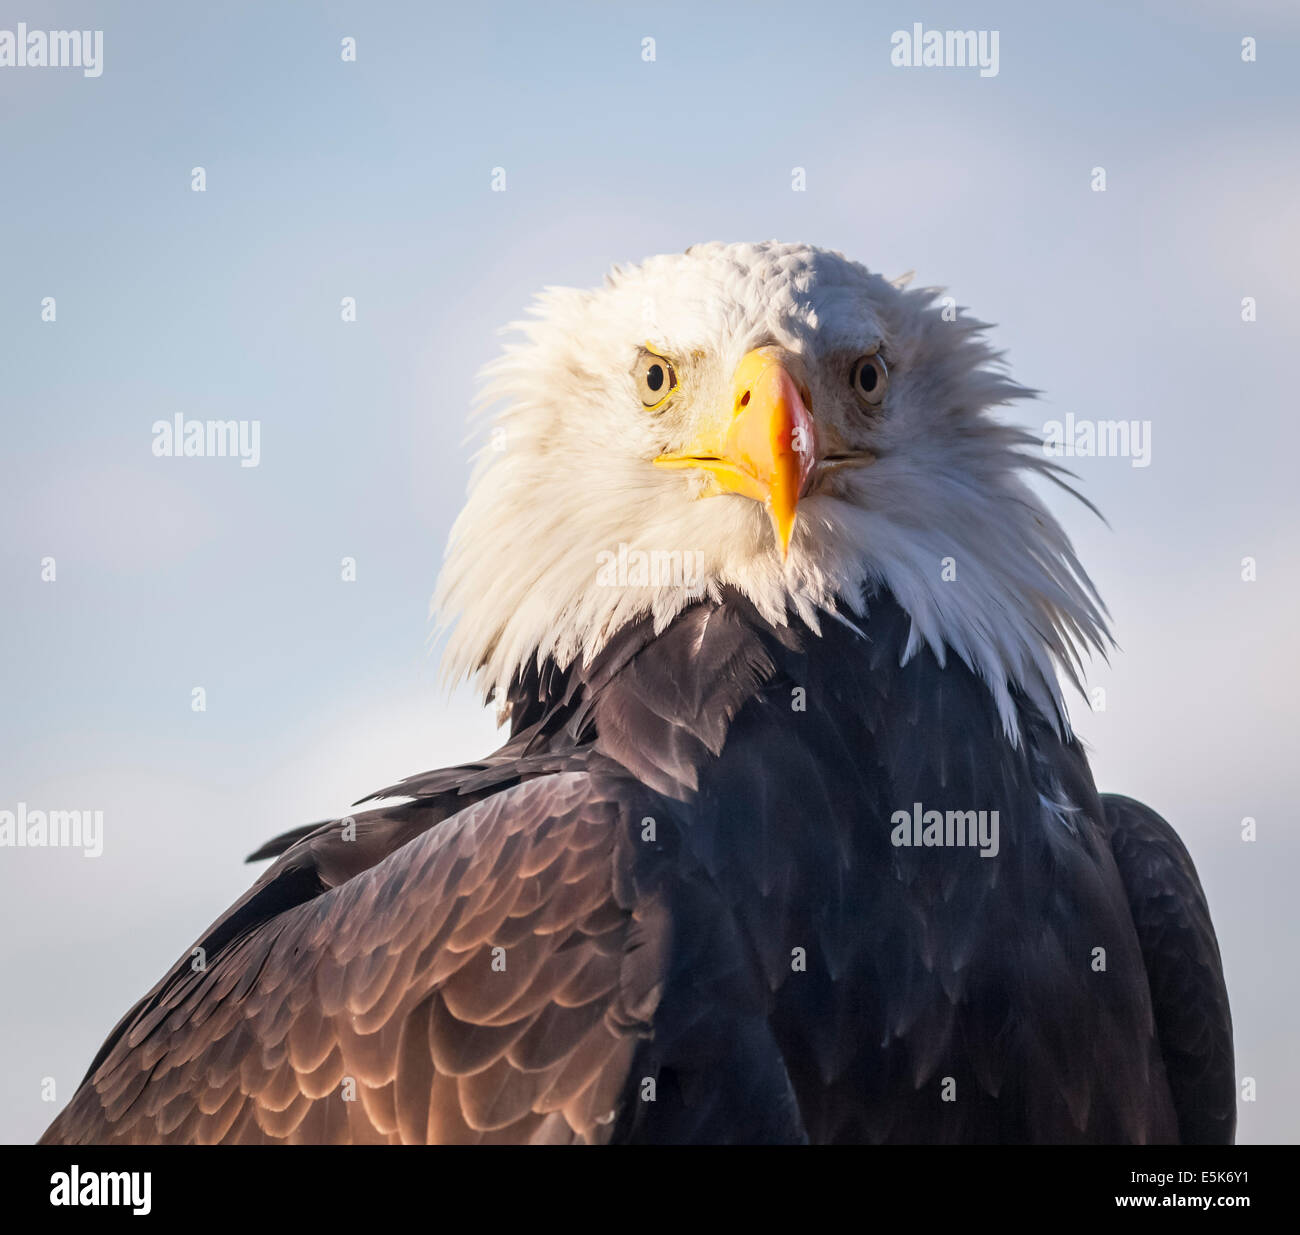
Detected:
[653,347,815,557]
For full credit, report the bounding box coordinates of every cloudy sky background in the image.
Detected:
[1,0,1296,1143]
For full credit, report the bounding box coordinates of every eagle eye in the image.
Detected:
[635,348,679,409]
[850,353,889,407]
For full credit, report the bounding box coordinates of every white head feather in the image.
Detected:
[435,241,1109,741]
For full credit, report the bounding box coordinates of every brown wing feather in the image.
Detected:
[41,772,665,1144]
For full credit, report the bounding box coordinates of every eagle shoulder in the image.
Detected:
[41,772,668,1145]
[1100,793,1236,1144]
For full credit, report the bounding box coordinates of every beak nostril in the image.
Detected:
[739,390,751,408]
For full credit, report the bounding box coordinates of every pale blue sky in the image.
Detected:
[1,0,1297,1143]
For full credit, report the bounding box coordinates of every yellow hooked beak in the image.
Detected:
[653,347,815,557]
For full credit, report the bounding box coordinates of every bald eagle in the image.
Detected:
[43,242,1233,1145]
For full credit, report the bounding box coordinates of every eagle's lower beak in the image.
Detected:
[654,347,815,557]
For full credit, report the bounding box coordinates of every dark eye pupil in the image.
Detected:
[857,363,877,392]
[647,364,665,392]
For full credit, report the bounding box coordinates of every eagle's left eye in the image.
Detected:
[850,353,889,406]
[635,349,679,409]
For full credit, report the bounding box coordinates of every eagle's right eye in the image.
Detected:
[635,348,679,410]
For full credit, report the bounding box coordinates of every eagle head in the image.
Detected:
[436,241,1108,738]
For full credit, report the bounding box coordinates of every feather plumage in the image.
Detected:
[41,242,1232,1145]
